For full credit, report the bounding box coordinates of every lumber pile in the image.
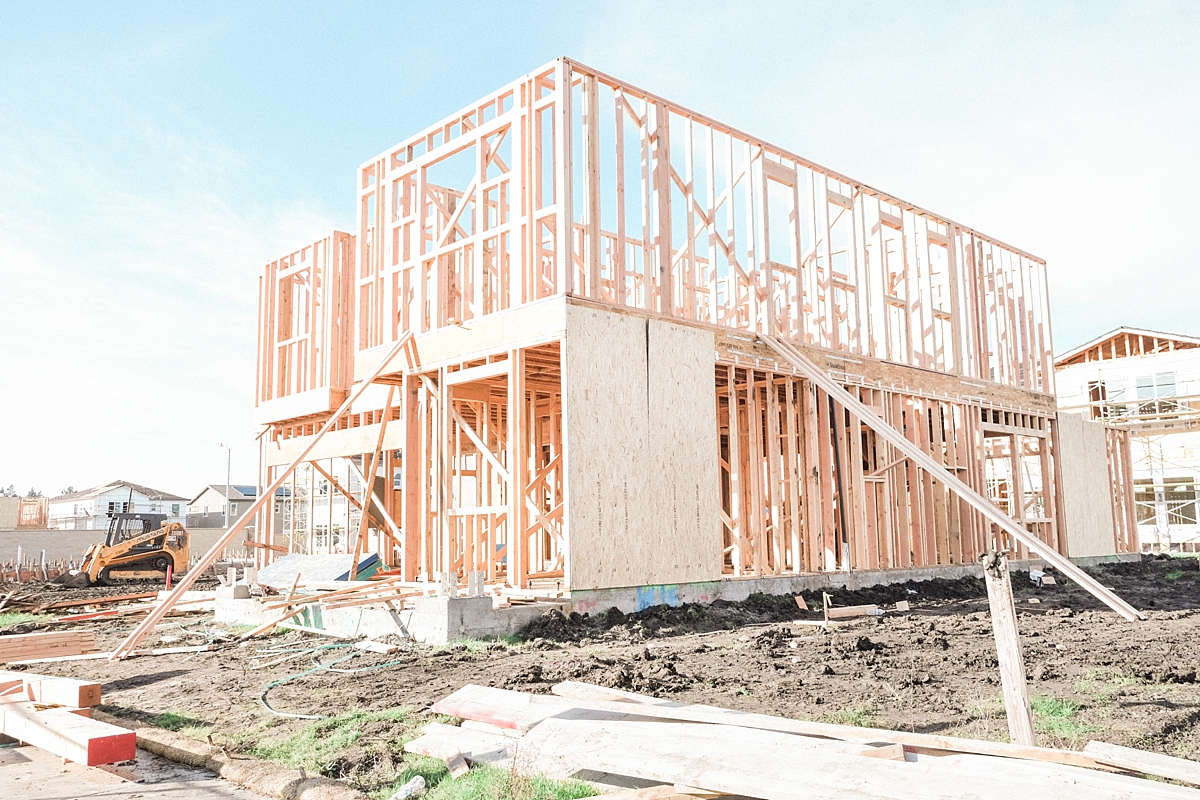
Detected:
[0,630,98,663]
[408,681,1200,799]
[0,668,134,765]
[0,589,213,626]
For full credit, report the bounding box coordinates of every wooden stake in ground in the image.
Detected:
[981,550,1035,746]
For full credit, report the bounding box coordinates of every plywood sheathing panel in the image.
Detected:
[1056,413,1119,558]
[565,304,719,590]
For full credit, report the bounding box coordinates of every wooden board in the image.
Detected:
[0,630,97,663]
[547,682,1104,770]
[1056,413,1120,557]
[404,721,510,764]
[1084,740,1200,787]
[431,684,581,732]
[0,671,101,707]
[514,717,1200,800]
[0,704,135,766]
[564,305,720,590]
[826,604,880,619]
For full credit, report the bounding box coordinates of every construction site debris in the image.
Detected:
[417,680,1199,798]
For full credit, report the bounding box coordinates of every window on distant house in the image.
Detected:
[1137,372,1176,399]
[203,506,209,516]
[1087,380,1107,419]
[230,503,238,516]
[1134,479,1156,525]
[1165,478,1198,525]
[171,504,180,515]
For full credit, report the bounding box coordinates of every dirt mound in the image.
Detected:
[520,575,991,643]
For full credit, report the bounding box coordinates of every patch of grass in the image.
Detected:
[1075,669,1138,703]
[967,695,1005,719]
[149,711,211,739]
[824,703,876,727]
[371,760,598,800]
[1031,695,1100,743]
[1165,570,1187,580]
[251,707,412,774]
[0,611,54,627]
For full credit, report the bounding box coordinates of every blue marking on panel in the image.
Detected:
[635,584,680,611]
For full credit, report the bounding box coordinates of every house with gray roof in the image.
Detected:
[47,480,186,530]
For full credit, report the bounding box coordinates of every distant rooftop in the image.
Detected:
[1056,327,1200,368]
[49,480,186,504]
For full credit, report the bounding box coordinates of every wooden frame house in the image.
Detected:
[251,58,1135,596]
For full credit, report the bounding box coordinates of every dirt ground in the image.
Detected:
[5,556,1200,796]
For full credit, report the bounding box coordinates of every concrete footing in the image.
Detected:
[216,595,564,645]
[218,553,1140,642]
[565,552,1143,615]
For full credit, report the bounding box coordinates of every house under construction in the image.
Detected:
[250,58,1137,606]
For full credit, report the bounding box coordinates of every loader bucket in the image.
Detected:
[53,571,92,589]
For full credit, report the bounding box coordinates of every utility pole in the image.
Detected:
[219,443,231,530]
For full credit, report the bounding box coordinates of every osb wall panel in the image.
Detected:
[1057,412,1118,558]
[564,305,720,590]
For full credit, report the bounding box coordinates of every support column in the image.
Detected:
[982,551,1036,746]
[508,348,526,587]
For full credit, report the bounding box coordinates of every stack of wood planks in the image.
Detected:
[0,668,135,765]
[0,589,214,624]
[0,630,98,663]
[407,681,1200,799]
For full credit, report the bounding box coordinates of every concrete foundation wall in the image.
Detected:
[566,553,1142,615]
[0,528,106,562]
[0,526,251,564]
[215,595,560,644]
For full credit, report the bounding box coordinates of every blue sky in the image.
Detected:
[1,1,1197,497]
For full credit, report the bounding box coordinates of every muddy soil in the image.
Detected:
[7,556,1200,794]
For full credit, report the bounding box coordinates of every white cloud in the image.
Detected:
[0,94,336,496]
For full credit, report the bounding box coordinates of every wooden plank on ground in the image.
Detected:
[826,604,881,619]
[404,722,511,765]
[1084,740,1200,787]
[546,682,1106,771]
[431,684,585,732]
[0,630,98,663]
[0,704,135,765]
[0,671,101,707]
[517,717,1200,800]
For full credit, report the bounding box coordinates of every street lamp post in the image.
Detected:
[219,443,231,529]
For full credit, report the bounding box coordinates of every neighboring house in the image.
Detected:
[187,484,289,533]
[47,480,187,531]
[1055,327,1200,552]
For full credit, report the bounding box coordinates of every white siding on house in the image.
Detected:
[1057,346,1200,552]
[49,486,185,530]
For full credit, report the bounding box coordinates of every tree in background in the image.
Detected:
[25,488,42,498]
[61,486,75,495]
[0,485,14,497]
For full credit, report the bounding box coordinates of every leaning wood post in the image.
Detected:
[109,331,416,660]
[982,550,1035,746]
[759,334,1144,621]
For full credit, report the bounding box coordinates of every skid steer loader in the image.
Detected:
[56,513,191,587]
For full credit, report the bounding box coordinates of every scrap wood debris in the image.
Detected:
[409,681,1200,799]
